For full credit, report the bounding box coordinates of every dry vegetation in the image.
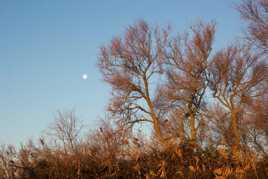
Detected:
[1,0,268,178]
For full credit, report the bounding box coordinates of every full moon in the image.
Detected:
[82,74,88,80]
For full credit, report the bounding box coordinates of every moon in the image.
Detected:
[82,74,88,80]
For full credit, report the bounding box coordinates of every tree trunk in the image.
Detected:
[143,75,165,144]
[189,112,197,146]
[230,110,240,161]
[179,118,185,144]
[147,98,164,144]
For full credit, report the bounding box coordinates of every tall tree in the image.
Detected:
[163,23,215,145]
[209,45,267,158]
[238,0,268,155]
[98,21,169,143]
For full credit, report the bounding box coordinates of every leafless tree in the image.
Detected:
[238,0,268,156]
[98,20,170,144]
[163,23,215,145]
[208,45,267,158]
[48,110,83,153]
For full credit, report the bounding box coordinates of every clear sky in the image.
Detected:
[0,0,244,145]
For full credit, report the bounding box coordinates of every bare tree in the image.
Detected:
[98,21,169,144]
[208,45,267,159]
[163,23,215,145]
[48,110,83,153]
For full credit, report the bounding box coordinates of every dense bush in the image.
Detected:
[0,139,267,178]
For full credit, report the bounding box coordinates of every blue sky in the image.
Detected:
[0,0,244,145]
